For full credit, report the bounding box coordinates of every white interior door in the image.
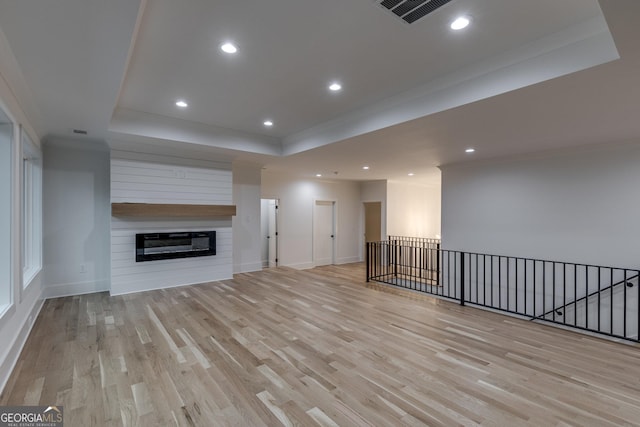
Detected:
[261,199,278,268]
[314,200,335,266]
[268,200,278,267]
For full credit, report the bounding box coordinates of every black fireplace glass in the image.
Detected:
[135,231,216,262]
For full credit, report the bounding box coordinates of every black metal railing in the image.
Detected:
[387,235,441,247]
[366,240,640,342]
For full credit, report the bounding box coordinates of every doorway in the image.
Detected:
[260,199,278,268]
[364,201,382,246]
[313,200,336,266]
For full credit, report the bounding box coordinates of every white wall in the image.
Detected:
[42,139,111,298]
[441,142,640,268]
[387,180,441,239]
[232,162,262,273]
[110,151,233,295]
[262,172,361,269]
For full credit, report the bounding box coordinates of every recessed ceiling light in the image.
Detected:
[362,166,370,170]
[220,42,238,54]
[175,100,188,108]
[451,16,471,30]
[263,120,274,127]
[408,172,415,176]
[465,148,476,153]
[329,82,342,92]
[316,174,322,177]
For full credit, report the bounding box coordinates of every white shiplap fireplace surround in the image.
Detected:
[110,150,234,295]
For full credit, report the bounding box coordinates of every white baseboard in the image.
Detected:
[285,262,315,270]
[109,275,233,296]
[42,279,110,299]
[233,262,263,274]
[0,299,44,394]
[337,256,361,264]
[284,258,361,270]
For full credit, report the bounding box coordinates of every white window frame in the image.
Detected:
[0,104,15,318]
[21,128,42,289]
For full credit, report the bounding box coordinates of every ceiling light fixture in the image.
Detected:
[220,42,238,54]
[408,172,415,176]
[362,166,370,170]
[465,148,476,153]
[316,174,322,177]
[263,120,273,127]
[175,100,188,108]
[329,82,342,92]
[450,16,471,30]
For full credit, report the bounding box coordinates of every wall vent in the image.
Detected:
[377,0,454,24]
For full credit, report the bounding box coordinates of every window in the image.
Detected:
[0,108,13,312]
[22,129,42,289]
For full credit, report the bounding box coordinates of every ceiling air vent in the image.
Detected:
[377,0,454,24]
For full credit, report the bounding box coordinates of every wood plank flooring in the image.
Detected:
[2,263,640,426]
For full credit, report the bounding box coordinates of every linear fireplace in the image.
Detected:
[136,231,216,262]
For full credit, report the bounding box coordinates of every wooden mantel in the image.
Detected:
[111,203,236,218]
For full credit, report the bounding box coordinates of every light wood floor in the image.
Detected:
[2,263,640,426]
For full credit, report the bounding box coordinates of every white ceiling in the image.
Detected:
[0,0,142,139]
[117,0,603,137]
[0,0,638,185]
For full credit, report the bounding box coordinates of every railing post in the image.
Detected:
[460,251,466,306]
[394,240,398,278]
[436,243,441,286]
[366,242,370,282]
